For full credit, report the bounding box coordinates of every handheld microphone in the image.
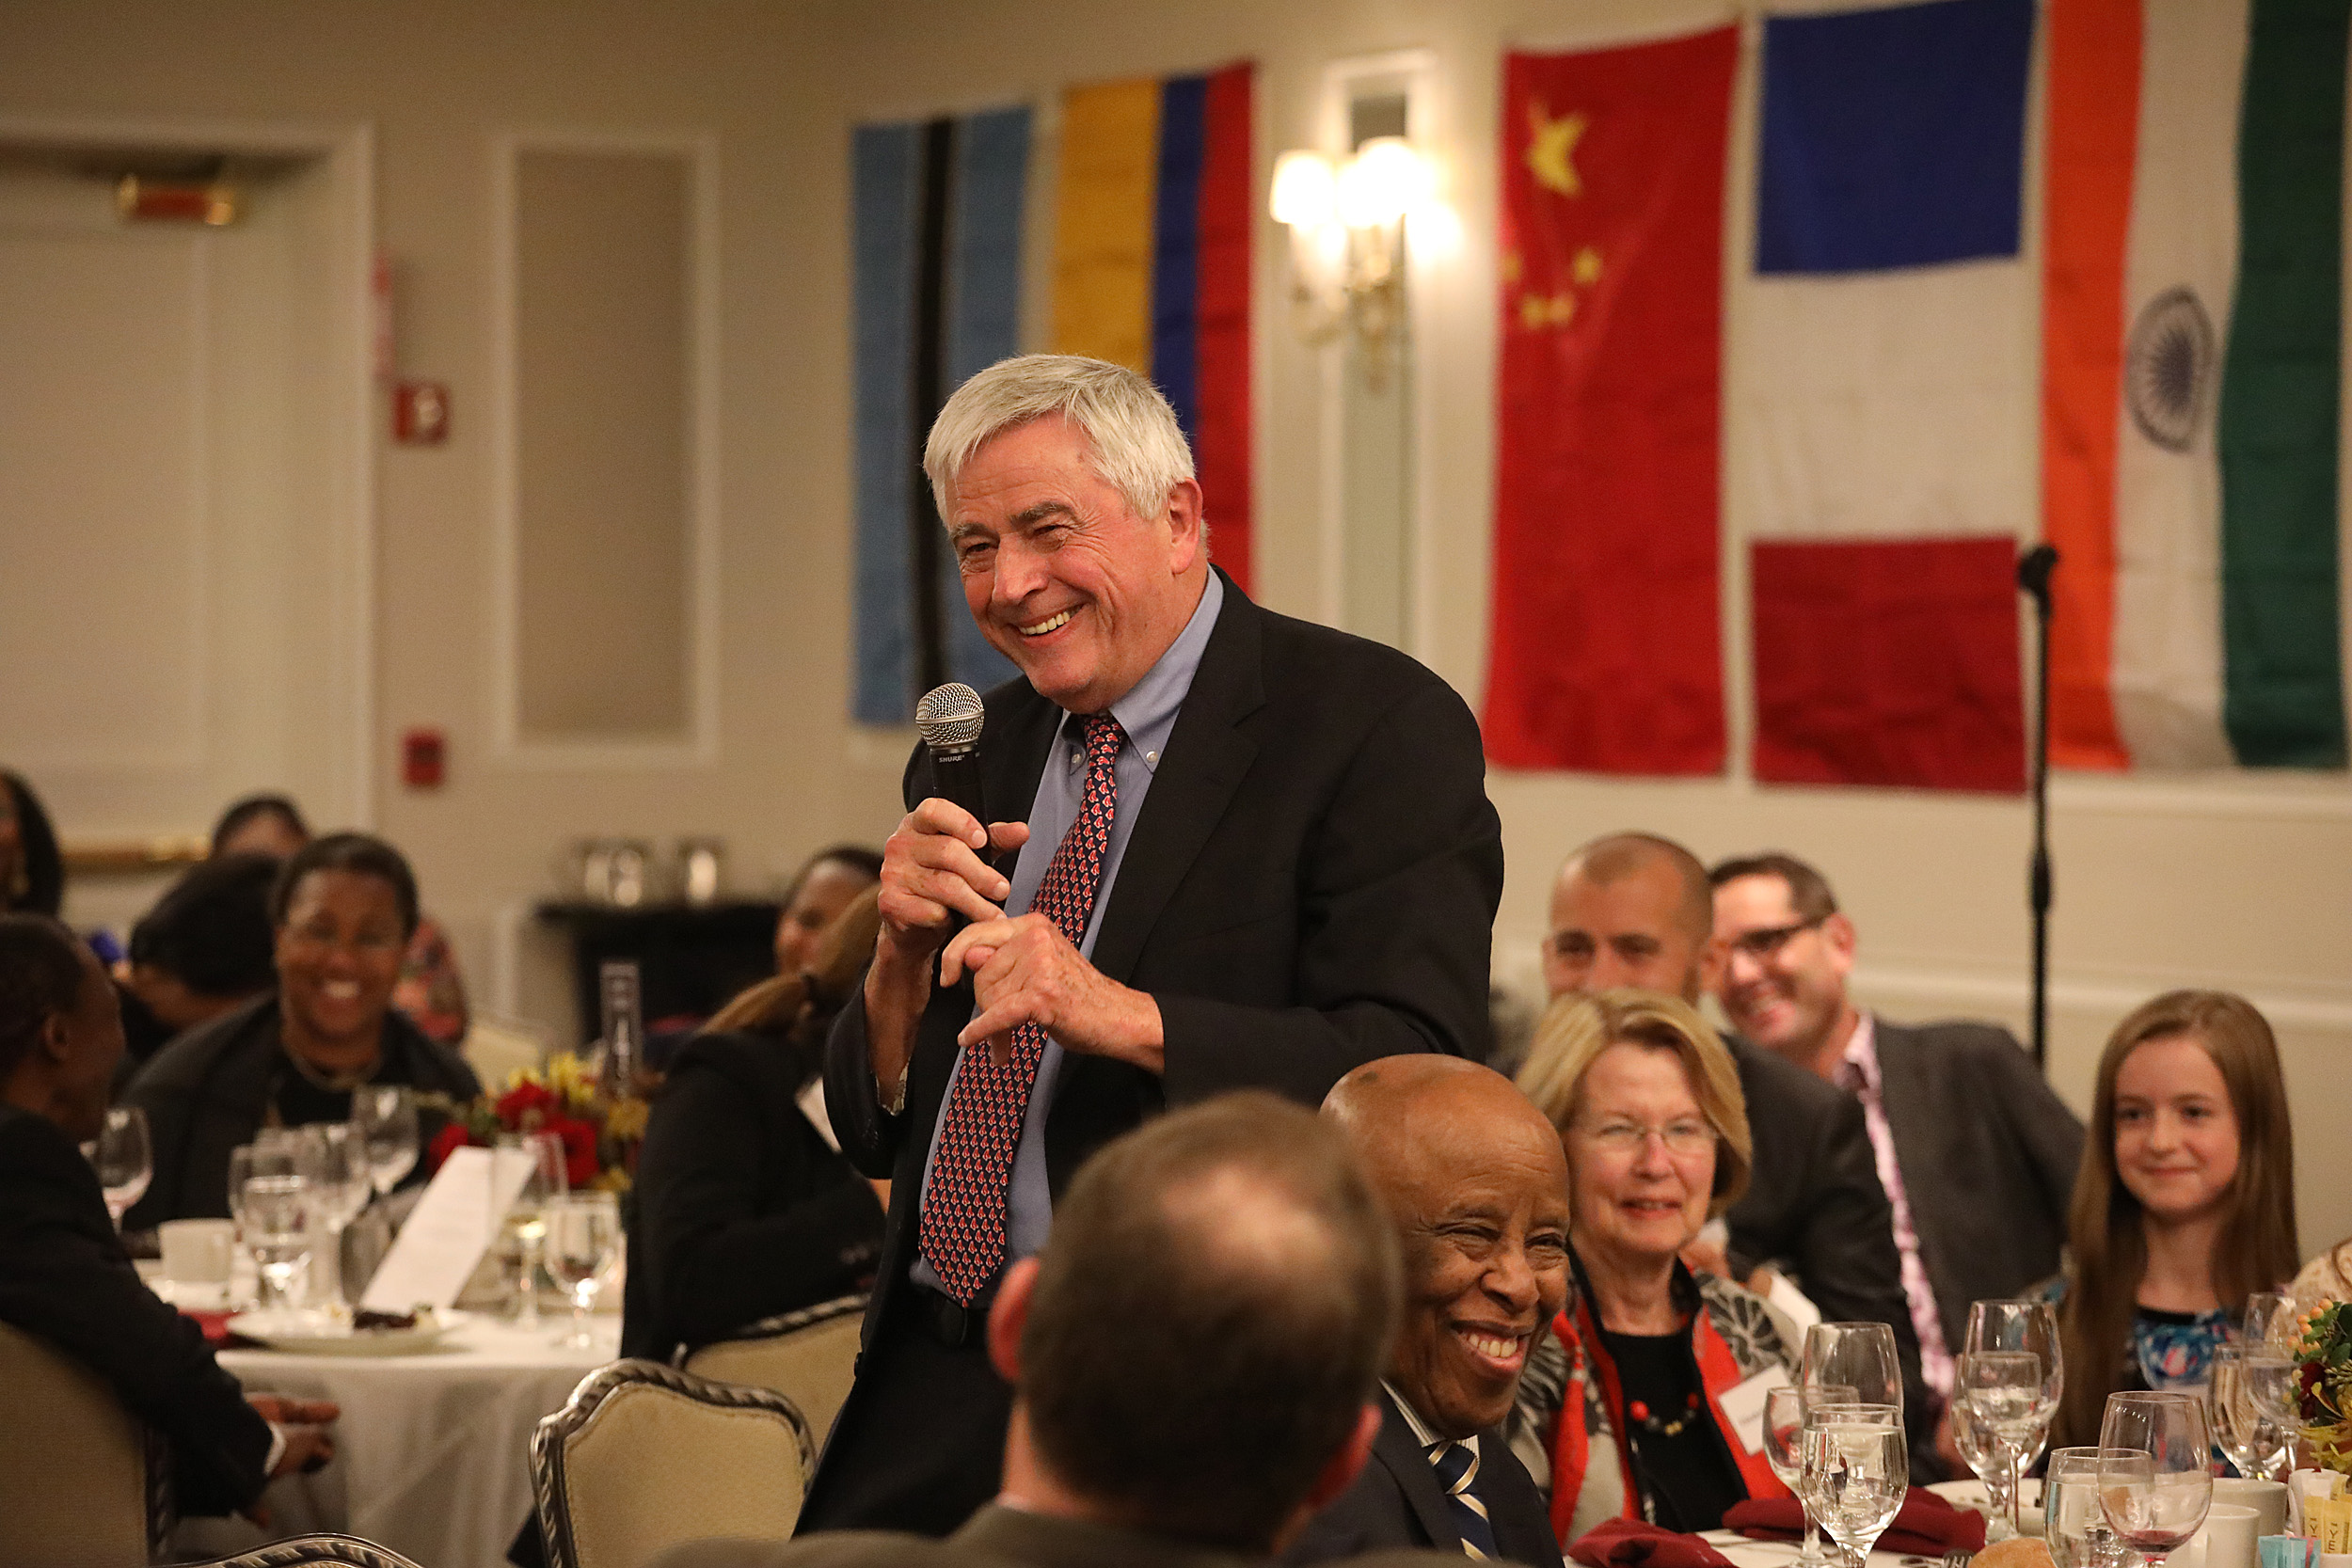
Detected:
[914,681,989,834]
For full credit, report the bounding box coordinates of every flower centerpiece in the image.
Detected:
[424,1052,649,1193]
[2294,1300,2352,1474]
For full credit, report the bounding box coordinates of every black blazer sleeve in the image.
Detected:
[0,1110,271,1515]
[627,1038,884,1357]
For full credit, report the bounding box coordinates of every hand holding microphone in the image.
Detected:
[874,685,1030,963]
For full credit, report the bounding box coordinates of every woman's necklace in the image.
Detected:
[1625,1390,1705,1438]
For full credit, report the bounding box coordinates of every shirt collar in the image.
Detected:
[1381,1380,1479,1456]
[1839,1012,1880,1092]
[1063,571,1223,774]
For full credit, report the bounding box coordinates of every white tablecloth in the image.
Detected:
[1706,1530,1952,1568]
[177,1314,615,1568]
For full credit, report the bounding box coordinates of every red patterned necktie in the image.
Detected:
[918,711,1124,1305]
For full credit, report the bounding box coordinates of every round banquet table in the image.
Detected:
[173,1312,617,1568]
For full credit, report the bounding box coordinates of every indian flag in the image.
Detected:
[2043,0,2350,769]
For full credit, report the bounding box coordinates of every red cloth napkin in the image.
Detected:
[1568,1518,1738,1568]
[1724,1486,1988,1557]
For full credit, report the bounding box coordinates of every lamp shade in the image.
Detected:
[1335,135,1429,228]
[1269,149,1337,227]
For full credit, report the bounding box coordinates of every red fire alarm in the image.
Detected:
[401,727,446,789]
[393,382,450,444]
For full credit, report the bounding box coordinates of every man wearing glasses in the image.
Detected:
[1708,851,2083,1407]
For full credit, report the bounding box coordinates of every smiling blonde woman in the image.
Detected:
[1511,989,1795,1548]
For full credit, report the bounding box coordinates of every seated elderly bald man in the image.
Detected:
[657,1092,1464,1568]
[1286,1056,1569,1567]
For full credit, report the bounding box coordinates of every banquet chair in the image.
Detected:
[182,1533,427,1568]
[532,1358,815,1568]
[679,1291,866,1448]
[0,1320,170,1568]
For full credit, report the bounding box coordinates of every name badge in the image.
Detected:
[1717,1362,1794,1456]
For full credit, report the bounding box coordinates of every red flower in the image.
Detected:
[496,1081,558,1129]
[545,1115,602,1190]
[426,1121,474,1175]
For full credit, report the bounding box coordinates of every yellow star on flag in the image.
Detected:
[1573,246,1603,286]
[1526,102,1587,198]
[1518,291,1576,331]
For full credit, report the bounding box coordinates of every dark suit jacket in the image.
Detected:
[621,1028,883,1361]
[1874,1019,2084,1352]
[1720,1035,1938,1476]
[826,574,1504,1338]
[658,1501,1472,1568]
[123,993,480,1229]
[1284,1389,1564,1566]
[0,1102,271,1515]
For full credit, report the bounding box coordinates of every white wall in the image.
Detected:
[5,0,2344,1250]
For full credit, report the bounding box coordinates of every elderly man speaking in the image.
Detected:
[1287,1056,1570,1566]
[803,356,1504,1534]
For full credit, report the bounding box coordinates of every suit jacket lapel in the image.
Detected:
[1374,1388,1460,1551]
[1869,1020,1931,1208]
[1085,572,1264,987]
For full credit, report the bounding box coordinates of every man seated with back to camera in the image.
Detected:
[0,913,335,1519]
[1708,850,2083,1419]
[112,851,281,1088]
[1285,1055,1569,1566]
[1540,832,1941,1478]
[654,1091,1463,1568]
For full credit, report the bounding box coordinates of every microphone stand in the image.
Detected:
[2017,544,2058,1071]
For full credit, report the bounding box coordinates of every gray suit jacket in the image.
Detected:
[655,1503,1470,1568]
[1872,1019,2084,1354]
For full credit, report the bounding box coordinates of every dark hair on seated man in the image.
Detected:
[0,913,90,1100]
[270,832,421,940]
[1014,1090,1402,1553]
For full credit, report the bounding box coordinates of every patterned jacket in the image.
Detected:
[1510,1256,1795,1547]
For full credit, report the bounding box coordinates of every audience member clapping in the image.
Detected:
[622,885,887,1360]
[212,793,471,1046]
[1286,1055,1570,1566]
[0,913,336,1518]
[655,1092,1442,1568]
[115,852,280,1080]
[1,769,64,917]
[1512,990,1793,1542]
[123,833,479,1228]
[2050,990,2299,1448]
[1708,851,2083,1398]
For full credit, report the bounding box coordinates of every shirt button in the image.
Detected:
[1144,750,1158,763]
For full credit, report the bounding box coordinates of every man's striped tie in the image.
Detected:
[1427,1439,1499,1560]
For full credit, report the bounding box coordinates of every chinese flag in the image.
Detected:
[1484,29,1737,774]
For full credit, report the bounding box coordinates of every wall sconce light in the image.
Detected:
[1269,136,1434,389]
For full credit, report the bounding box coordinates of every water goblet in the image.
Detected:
[241,1174,315,1311]
[492,1132,568,1327]
[86,1106,152,1227]
[352,1086,420,1196]
[2099,1392,2213,1564]
[1803,1323,1903,1411]
[1802,1407,1908,1568]
[1953,1390,2019,1541]
[2046,1446,2137,1568]
[544,1192,623,1350]
[1964,1300,2064,1536]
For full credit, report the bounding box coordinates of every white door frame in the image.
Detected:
[0,112,377,829]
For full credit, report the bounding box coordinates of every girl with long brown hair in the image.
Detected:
[2050,990,2300,1448]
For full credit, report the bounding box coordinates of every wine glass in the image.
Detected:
[85,1106,151,1227]
[493,1132,567,1327]
[241,1174,315,1311]
[2099,1392,2213,1563]
[1961,1349,2059,1538]
[1804,1323,1903,1410]
[543,1192,622,1349]
[2241,1292,2302,1429]
[2045,1447,2136,1568]
[286,1124,372,1310]
[1965,1299,2064,1536]
[352,1086,420,1196]
[1770,1384,1863,1566]
[2208,1347,2286,1481]
[1802,1406,1908,1568]
[1952,1388,2019,1540]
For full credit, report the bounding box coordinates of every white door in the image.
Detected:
[0,140,372,932]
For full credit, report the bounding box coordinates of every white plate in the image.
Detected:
[1931,1477,2045,1536]
[227,1307,461,1356]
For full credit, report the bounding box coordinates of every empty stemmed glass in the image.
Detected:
[1801,1403,1908,1568]
[287,1123,373,1310]
[2241,1292,2303,1433]
[2044,1447,2136,1568]
[351,1086,420,1198]
[1952,1390,2020,1540]
[1964,1298,2064,1538]
[2099,1391,2213,1565]
[1770,1382,1861,1566]
[2209,1346,2290,1481]
[544,1192,623,1349]
[85,1106,152,1228]
[1804,1323,1903,1410]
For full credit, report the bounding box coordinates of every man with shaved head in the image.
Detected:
[1287,1056,1569,1566]
[1542,834,1942,1478]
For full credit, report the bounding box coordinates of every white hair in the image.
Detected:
[924,354,1198,525]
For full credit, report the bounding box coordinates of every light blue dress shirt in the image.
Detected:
[909,571,1225,1297]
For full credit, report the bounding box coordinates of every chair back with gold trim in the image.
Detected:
[680,1291,866,1449]
[0,1319,165,1567]
[182,1532,428,1567]
[532,1358,814,1568]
